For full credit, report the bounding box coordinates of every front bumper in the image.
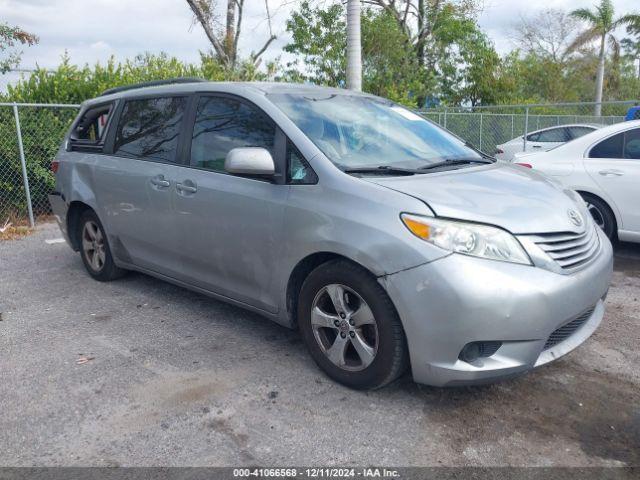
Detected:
[381,227,613,387]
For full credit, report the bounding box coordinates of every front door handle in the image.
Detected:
[598,169,624,177]
[150,175,170,188]
[532,145,542,148]
[176,181,197,194]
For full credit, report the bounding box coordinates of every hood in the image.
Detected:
[365,163,586,234]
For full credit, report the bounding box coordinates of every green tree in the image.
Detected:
[283,2,426,105]
[568,0,640,114]
[0,23,38,74]
[621,23,640,78]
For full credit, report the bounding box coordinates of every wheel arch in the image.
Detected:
[66,201,95,251]
[575,189,620,233]
[285,252,378,329]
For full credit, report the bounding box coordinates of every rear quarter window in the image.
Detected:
[68,103,114,152]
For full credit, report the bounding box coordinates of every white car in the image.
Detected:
[495,124,600,161]
[515,120,640,243]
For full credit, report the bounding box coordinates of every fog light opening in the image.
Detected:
[459,341,503,364]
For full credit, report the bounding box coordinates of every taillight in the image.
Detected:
[51,160,59,173]
[515,162,532,169]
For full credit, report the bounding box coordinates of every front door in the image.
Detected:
[172,94,288,313]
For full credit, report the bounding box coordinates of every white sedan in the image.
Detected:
[514,120,640,243]
[495,124,600,161]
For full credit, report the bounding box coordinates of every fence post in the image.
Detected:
[13,104,35,228]
[523,107,529,151]
[443,107,448,129]
[479,113,483,151]
[511,114,514,139]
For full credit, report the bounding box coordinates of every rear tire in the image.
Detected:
[579,193,616,241]
[298,260,409,390]
[78,210,126,281]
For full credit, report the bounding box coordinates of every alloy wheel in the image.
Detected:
[82,220,106,272]
[310,284,379,371]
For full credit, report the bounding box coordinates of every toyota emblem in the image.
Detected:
[568,209,583,227]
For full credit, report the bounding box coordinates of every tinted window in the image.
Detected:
[526,132,540,142]
[623,128,640,159]
[190,96,276,172]
[287,141,317,184]
[590,133,624,158]
[533,128,567,142]
[113,97,186,162]
[567,126,595,139]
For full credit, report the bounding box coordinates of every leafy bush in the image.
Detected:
[0,52,273,219]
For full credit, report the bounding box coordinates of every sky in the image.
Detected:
[1,0,638,91]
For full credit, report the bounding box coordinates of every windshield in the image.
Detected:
[268,92,483,170]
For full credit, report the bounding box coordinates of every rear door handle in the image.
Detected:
[176,181,197,194]
[150,175,170,188]
[532,145,542,148]
[598,169,624,177]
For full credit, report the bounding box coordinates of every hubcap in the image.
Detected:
[586,202,606,230]
[310,284,378,372]
[82,220,106,272]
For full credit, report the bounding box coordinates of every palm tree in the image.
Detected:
[568,0,640,116]
[346,0,362,91]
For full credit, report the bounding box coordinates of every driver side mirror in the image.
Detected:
[224,147,275,176]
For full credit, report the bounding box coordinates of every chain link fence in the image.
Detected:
[0,103,79,226]
[419,100,637,157]
[0,99,637,227]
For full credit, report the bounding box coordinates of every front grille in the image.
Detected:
[543,305,596,350]
[529,225,600,272]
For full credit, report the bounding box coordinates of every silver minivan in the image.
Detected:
[49,80,613,389]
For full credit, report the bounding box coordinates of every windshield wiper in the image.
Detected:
[418,158,492,171]
[343,165,418,176]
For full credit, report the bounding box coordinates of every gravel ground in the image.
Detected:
[1,222,639,467]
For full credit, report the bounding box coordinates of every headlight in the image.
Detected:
[401,214,532,265]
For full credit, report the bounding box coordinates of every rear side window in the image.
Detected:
[113,96,187,163]
[567,126,595,139]
[190,96,276,172]
[590,133,624,158]
[529,128,567,143]
[69,103,113,151]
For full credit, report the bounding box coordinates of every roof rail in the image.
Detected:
[99,77,207,97]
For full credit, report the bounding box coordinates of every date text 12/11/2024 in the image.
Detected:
[233,468,401,478]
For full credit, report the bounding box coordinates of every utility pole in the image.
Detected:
[346,0,362,91]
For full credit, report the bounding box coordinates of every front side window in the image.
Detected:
[590,133,624,158]
[287,141,317,184]
[267,93,483,170]
[190,96,276,172]
[113,96,186,163]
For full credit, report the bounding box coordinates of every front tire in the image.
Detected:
[298,260,409,390]
[580,193,616,241]
[78,210,126,281]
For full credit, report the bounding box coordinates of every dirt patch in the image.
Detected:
[415,364,640,466]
